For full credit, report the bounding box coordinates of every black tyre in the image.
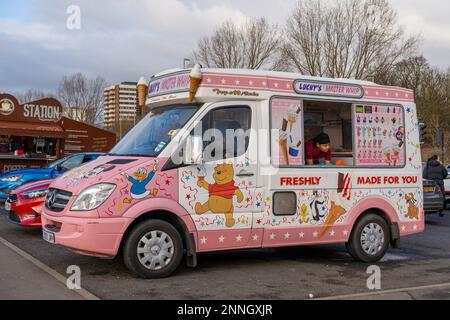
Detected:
[346,214,390,263]
[123,219,183,279]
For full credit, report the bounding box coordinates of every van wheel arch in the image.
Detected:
[351,209,400,249]
[119,211,197,268]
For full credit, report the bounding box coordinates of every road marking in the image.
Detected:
[316,282,450,300]
[0,236,100,300]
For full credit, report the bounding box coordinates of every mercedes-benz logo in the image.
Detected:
[46,190,56,208]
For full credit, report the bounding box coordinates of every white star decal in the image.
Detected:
[235,80,240,85]
[413,225,418,231]
[236,235,243,242]
[299,232,305,239]
[365,90,369,95]
[200,237,207,244]
[375,91,379,95]
[330,230,336,237]
[402,226,407,232]
[385,92,389,96]
[405,93,409,98]
[262,81,267,86]
[395,92,399,97]
[270,233,276,240]
[274,83,279,88]
[249,80,254,85]
[343,230,349,236]
[284,232,291,239]
[218,236,225,243]
[206,78,212,83]
[252,234,259,241]
[313,231,319,238]
[221,79,227,84]
[286,83,291,88]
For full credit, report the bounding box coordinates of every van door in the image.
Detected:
[179,101,259,251]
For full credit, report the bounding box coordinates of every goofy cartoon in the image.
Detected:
[121,160,159,204]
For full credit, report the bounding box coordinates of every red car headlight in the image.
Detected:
[22,188,49,200]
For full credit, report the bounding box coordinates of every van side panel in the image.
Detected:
[260,100,424,248]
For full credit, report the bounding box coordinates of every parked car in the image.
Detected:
[5,179,52,227]
[0,153,103,202]
[423,179,445,214]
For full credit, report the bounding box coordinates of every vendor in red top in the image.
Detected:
[305,133,332,165]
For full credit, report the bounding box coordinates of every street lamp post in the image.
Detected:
[184,58,191,69]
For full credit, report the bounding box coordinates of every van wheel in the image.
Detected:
[346,214,390,263]
[123,220,183,279]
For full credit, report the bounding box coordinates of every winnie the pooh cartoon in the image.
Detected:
[195,163,244,228]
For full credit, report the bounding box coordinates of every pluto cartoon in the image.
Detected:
[195,163,244,228]
[121,160,159,204]
[405,193,420,220]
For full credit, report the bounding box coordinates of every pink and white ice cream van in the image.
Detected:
[42,66,424,278]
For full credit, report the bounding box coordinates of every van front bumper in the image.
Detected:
[41,211,132,258]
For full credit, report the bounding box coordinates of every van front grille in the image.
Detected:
[45,189,72,212]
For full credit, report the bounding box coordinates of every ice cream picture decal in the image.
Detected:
[273,99,303,166]
[354,105,405,166]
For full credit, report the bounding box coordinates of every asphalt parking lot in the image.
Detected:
[0,208,449,300]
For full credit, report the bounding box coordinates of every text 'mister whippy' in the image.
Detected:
[293,79,364,98]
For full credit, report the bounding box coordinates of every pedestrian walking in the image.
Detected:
[423,155,448,217]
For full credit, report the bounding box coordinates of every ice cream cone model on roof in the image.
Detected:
[137,76,148,116]
[189,64,202,102]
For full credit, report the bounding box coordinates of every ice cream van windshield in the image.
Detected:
[110,104,201,157]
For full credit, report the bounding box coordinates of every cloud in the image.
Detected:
[391,0,450,69]
[0,0,251,93]
[1,0,450,94]
[0,19,79,50]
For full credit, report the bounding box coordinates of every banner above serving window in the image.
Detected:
[293,80,364,99]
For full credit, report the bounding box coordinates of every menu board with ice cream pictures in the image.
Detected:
[271,98,303,166]
[353,104,405,167]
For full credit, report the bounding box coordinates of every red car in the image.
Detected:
[5,179,53,227]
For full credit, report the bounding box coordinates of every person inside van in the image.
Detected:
[305,132,332,166]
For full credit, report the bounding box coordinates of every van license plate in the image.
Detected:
[43,230,55,244]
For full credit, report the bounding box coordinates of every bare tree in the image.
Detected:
[15,89,55,104]
[277,0,418,80]
[58,73,106,126]
[191,18,280,69]
[374,56,430,90]
[379,56,450,146]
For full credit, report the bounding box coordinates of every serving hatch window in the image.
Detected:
[110,104,201,157]
[270,97,406,168]
[303,100,353,166]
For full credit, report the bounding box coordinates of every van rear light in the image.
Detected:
[435,185,441,194]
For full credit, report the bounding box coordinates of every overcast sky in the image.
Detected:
[1,0,449,94]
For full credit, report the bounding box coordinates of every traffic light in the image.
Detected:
[419,123,427,144]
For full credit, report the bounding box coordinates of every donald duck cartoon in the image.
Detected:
[121,160,159,204]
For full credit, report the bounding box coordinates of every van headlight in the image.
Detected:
[1,175,22,183]
[23,188,49,199]
[71,184,116,211]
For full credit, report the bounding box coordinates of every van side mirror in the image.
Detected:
[184,136,203,165]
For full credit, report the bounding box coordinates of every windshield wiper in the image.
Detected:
[105,153,154,158]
